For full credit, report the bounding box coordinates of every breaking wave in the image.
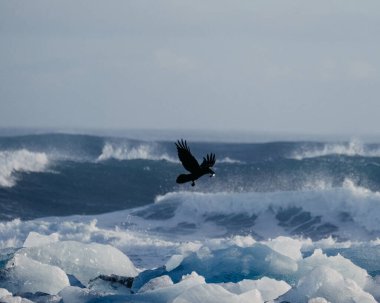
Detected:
[218,157,243,164]
[146,179,380,240]
[96,142,177,162]
[0,149,49,187]
[291,139,380,160]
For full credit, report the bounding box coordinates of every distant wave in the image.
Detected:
[291,139,380,160]
[218,157,243,164]
[0,149,49,187]
[96,142,177,162]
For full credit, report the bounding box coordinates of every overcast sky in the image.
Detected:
[1,1,380,136]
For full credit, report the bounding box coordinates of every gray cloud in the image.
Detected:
[1,0,380,135]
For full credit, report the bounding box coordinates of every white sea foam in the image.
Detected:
[0,149,49,187]
[96,142,177,162]
[291,139,380,160]
[218,157,243,164]
[151,180,380,240]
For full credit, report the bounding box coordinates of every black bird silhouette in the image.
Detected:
[175,139,216,186]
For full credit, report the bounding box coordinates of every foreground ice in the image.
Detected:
[20,237,139,286]
[283,266,377,303]
[0,254,69,295]
[0,218,379,302]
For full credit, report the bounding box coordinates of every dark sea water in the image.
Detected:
[1,133,380,224]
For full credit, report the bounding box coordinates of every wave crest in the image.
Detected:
[147,180,380,240]
[96,143,177,162]
[0,149,49,187]
[291,139,380,160]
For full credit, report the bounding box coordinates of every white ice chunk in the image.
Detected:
[139,275,174,293]
[0,296,34,303]
[221,277,291,301]
[308,298,331,303]
[173,283,264,303]
[298,249,370,288]
[134,272,205,303]
[19,240,138,285]
[265,236,303,260]
[165,254,184,271]
[0,254,69,295]
[59,286,100,303]
[180,271,206,284]
[23,231,59,248]
[0,288,12,298]
[284,266,376,303]
[162,243,298,284]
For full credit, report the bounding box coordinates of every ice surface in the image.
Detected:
[220,277,291,301]
[166,243,298,283]
[265,236,303,261]
[138,275,174,293]
[282,266,377,303]
[297,249,370,288]
[19,240,138,285]
[0,206,380,302]
[308,298,331,303]
[0,254,69,295]
[324,244,380,276]
[0,288,12,298]
[131,242,297,294]
[0,295,34,303]
[106,273,289,303]
[132,272,207,303]
[165,254,184,271]
[172,283,263,303]
[23,231,59,248]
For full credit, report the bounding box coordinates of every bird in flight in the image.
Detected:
[175,139,216,186]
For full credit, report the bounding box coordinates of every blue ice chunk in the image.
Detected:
[132,243,297,292]
[324,244,380,277]
[132,266,167,293]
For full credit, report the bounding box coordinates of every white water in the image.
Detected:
[96,142,177,162]
[1,181,380,302]
[0,149,49,187]
[292,139,380,160]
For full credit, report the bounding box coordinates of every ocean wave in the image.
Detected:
[96,142,177,162]
[291,139,380,160]
[146,179,380,240]
[218,157,244,164]
[0,149,49,187]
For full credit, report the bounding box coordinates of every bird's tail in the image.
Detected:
[176,174,193,184]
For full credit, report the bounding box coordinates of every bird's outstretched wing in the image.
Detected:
[175,139,200,173]
[200,153,216,169]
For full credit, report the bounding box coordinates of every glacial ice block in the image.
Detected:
[172,283,264,303]
[282,266,376,303]
[23,231,59,247]
[167,243,298,284]
[297,249,370,288]
[132,243,297,292]
[0,254,69,295]
[220,277,291,301]
[19,240,138,285]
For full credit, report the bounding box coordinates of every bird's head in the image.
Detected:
[208,168,215,177]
